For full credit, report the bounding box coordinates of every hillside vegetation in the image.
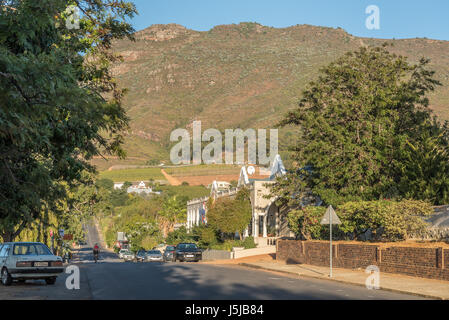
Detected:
[94,22,449,169]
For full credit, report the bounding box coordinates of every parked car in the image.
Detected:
[0,242,64,286]
[121,250,136,262]
[118,249,129,259]
[174,243,202,262]
[163,245,176,262]
[136,250,147,262]
[146,250,163,262]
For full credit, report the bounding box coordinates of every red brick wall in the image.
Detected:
[381,247,437,268]
[336,244,378,269]
[445,249,449,269]
[277,240,449,282]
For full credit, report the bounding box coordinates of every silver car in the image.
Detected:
[0,242,64,286]
[121,250,136,262]
[146,250,163,262]
[118,249,129,259]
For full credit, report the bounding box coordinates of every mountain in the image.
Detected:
[92,22,449,171]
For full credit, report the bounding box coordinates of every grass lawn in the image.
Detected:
[156,185,210,200]
[164,164,241,177]
[99,167,165,182]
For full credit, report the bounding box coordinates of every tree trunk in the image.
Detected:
[1,231,14,242]
[43,207,49,246]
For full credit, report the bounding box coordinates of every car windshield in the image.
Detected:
[177,243,197,250]
[149,250,161,254]
[166,246,175,251]
[13,243,52,256]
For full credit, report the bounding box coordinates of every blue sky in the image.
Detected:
[129,0,449,41]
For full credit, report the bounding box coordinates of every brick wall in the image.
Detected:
[277,240,449,281]
[444,249,449,269]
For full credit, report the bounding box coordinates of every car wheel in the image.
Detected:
[45,277,57,285]
[1,268,12,286]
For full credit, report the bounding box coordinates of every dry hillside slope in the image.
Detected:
[93,22,449,169]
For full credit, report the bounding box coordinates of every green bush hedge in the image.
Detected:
[287,200,434,241]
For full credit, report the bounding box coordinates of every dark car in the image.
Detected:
[136,250,147,262]
[174,243,202,262]
[163,245,176,262]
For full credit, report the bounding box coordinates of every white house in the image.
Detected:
[186,155,294,240]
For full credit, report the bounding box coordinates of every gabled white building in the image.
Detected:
[187,155,294,240]
[127,181,154,194]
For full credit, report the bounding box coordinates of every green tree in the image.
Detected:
[0,0,137,241]
[165,226,195,245]
[275,45,449,206]
[207,188,252,240]
[158,196,187,238]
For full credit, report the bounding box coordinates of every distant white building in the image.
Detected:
[114,181,161,195]
[114,183,124,190]
[207,181,232,193]
[127,181,155,194]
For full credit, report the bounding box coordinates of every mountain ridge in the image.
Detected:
[92,22,449,170]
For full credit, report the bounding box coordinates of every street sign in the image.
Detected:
[320,205,341,225]
[63,234,73,241]
[320,205,341,278]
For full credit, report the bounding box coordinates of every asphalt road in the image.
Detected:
[0,224,425,300]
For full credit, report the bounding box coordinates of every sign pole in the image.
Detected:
[320,205,340,279]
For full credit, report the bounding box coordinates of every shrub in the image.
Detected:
[241,236,256,249]
[338,200,434,241]
[165,226,195,245]
[194,225,218,247]
[287,200,434,242]
[287,206,326,240]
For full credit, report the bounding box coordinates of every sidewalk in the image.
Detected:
[235,256,449,300]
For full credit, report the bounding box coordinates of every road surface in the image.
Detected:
[0,224,425,300]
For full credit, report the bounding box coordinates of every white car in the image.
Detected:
[118,249,129,259]
[0,242,64,286]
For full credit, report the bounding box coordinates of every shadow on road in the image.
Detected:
[83,257,413,300]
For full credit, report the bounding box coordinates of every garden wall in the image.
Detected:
[277,240,449,281]
[201,249,233,261]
